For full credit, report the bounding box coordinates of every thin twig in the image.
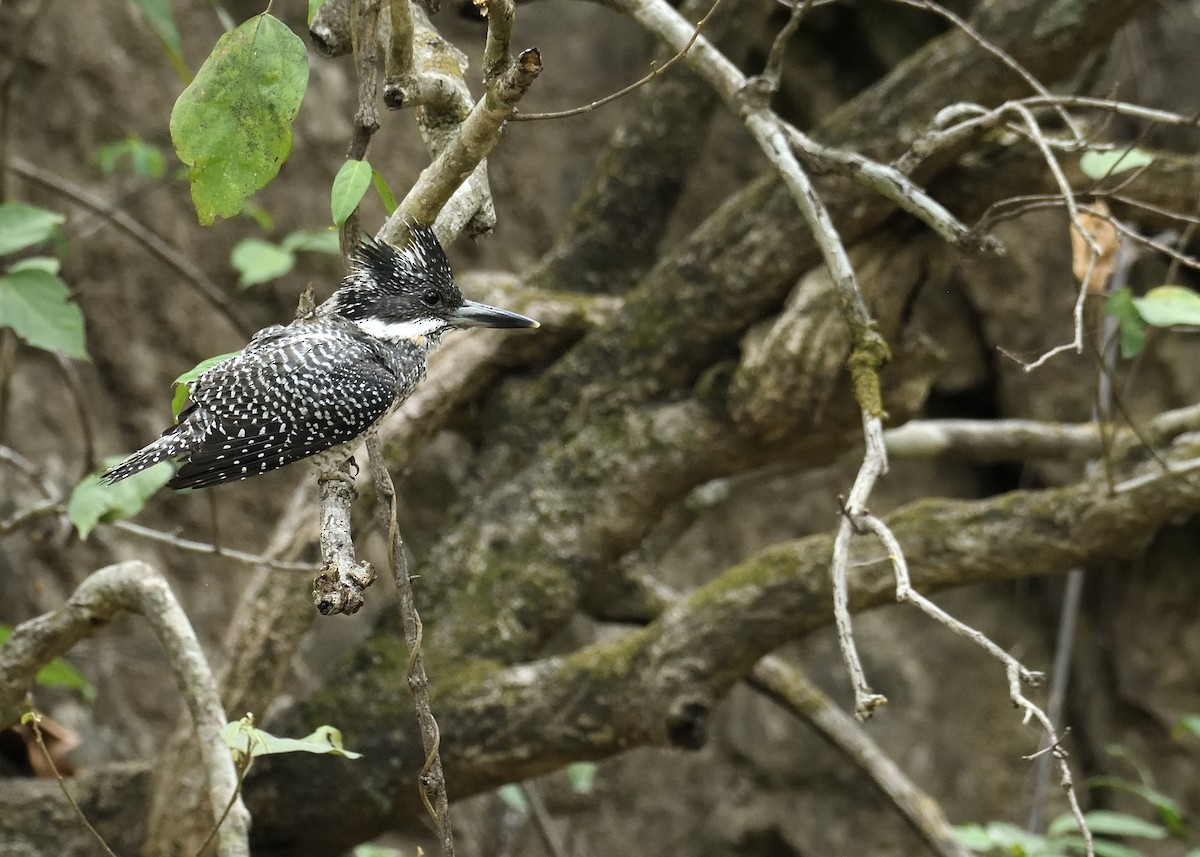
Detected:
[830,416,889,718]
[749,657,972,857]
[365,433,454,857]
[25,704,120,857]
[109,520,316,571]
[859,513,1093,855]
[510,0,726,122]
[5,157,251,339]
[891,0,1082,140]
[519,782,569,857]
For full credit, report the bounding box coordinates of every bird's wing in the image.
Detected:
[170,326,397,489]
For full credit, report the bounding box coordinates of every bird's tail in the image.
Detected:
[101,432,188,485]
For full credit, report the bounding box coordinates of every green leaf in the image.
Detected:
[170,14,309,225]
[97,138,167,179]
[9,256,61,275]
[1178,713,1200,739]
[1056,836,1144,857]
[352,846,406,857]
[1103,287,1147,358]
[371,169,398,214]
[331,159,373,226]
[1132,285,1200,328]
[566,761,597,794]
[308,0,329,24]
[172,351,240,418]
[1086,776,1186,836]
[132,0,190,82]
[220,718,362,762]
[496,783,529,814]
[0,268,88,359]
[67,459,174,539]
[0,624,96,702]
[1049,811,1166,841]
[0,203,65,256]
[231,238,295,288]
[281,229,341,254]
[983,821,1054,856]
[1080,148,1155,181]
[955,824,998,852]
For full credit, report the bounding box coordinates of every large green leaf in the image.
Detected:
[0,265,88,359]
[220,717,362,762]
[331,159,373,226]
[170,14,308,225]
[67,459,174,539]
[0,203,64,256]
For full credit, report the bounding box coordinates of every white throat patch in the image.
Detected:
[355,317,443,344]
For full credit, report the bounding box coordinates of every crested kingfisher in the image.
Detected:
[102,226,538,490]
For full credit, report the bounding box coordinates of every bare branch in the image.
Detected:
[0,561,250,857]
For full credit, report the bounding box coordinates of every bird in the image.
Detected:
[101,225,538,490]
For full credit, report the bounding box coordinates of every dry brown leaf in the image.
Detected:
[1070,199,1119,293]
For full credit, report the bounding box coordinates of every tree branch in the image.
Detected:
[0,561,249,857]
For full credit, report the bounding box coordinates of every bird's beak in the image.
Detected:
[452,299,540,329]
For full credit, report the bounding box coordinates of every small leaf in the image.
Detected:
[309,0,329,24]
[1049,811,1166,841]
[172,351,240,418]
[281,229,341,254]
[170,14,309,225]
[9,256,61,275]
[566,761,597,794]
[496,783,529,814]
[67,459,174,539]
[0,203,65,256]
[983,821,1048,855]
[954,825,997,852]
[0,268,88,359]
[1055,836,1143,857]
[1103,287,1147,358]
[331,159,373,226]
[1080,148,1155,181]
[132,0,190,82]
[0,625,96,701]
[371,169,398,214]
[97,138,167,179]
[1132,285,1200,328]
[352,846,406,857]
[1177,713,1200,739]
[1086,776,1186,836]
[220,718,362,761]
[231,238,296,287]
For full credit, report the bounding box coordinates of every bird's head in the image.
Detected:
[332,226,538,343]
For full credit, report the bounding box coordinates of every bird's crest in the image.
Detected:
[351,226,453,295]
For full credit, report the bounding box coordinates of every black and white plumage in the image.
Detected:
[102,226,538,490]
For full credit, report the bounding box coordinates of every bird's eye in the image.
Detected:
[421,290,441,308]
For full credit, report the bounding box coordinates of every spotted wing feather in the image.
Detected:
[168,324,398,489]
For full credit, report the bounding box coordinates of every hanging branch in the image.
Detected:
[366,433,455,857]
